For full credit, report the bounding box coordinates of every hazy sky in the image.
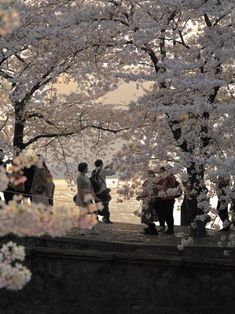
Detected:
[55,77,152,104]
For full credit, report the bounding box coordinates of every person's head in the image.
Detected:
[0,149,4,161]
[159,166,166,173]
[78,162,88,174]
[95,159,103,168]
[218,175,230,187]
[37,154,45,163]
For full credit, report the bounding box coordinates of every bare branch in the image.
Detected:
[90,125,129,134]
[23,130,82,148]
[25,112,56,126]
[178,30,190,49]
[204,14,212,27]
[0,116,9,132]
[23,124,129,148]
[14,53,26,63]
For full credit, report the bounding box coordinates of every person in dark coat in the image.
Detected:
[92,159,115,224]
[23,165,36,200]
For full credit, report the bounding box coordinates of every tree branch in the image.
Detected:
[23,124,129,148]
[90,125,129,134]
[204,14,212,27]
[23,130,83,148]
[24,112,56,126]
[213,13,228,26]
[0,116,9,132]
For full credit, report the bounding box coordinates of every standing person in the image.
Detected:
[0,150,15,204]
[155,167,177,235]
[30,159,52,206]
[91,159,115,224]
[216,176,231,231]
[76,162,95,208]
[23,165,36,201]
[137,170,158,235]
[0,149,6,202]
[47,169,55,206]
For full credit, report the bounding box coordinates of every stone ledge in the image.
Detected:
[28,246,235,269]
[2,223,235,265]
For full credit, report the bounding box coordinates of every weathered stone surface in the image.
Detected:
[0,224,235,314]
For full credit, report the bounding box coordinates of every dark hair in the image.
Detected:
[78,162,88,173]
[95,159,103,167]
[160,167,166,172]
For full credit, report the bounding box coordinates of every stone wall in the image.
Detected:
[0,239,235,314]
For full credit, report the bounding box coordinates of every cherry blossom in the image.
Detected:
[0,242,31,290]
[0,150,99,290]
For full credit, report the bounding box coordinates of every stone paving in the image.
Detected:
[68,222,232,248]
[60,223,235,265]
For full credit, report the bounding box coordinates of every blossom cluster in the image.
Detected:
[0,242,31,290]
[177,236,194,251]
[0,166,9,192]
[11,151,40,171]
[0,151,99,290]
[0,195,99,237]
[0,4,20,37]
[0,195,98,290]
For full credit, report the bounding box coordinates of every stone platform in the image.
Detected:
[0,223,235,314]
[25,223,235,266]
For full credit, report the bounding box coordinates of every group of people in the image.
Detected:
[2,148,235,233]
[0,149,55,206]
[138,167,181,235]
[75,159,115,224]
[139,166,235,235]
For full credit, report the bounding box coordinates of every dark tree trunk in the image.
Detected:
[168,118,209,236]
[186,162,208,237]
[13,102,26,154]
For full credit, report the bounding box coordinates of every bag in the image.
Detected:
[35,186,46,194]
[90,169,103,194]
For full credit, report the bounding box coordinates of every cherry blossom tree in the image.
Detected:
[88,0,235,235]
[1,0,235,241]
[0,1,119,289]
[0,0,128,159]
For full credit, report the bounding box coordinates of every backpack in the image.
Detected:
[90,169,103,194]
